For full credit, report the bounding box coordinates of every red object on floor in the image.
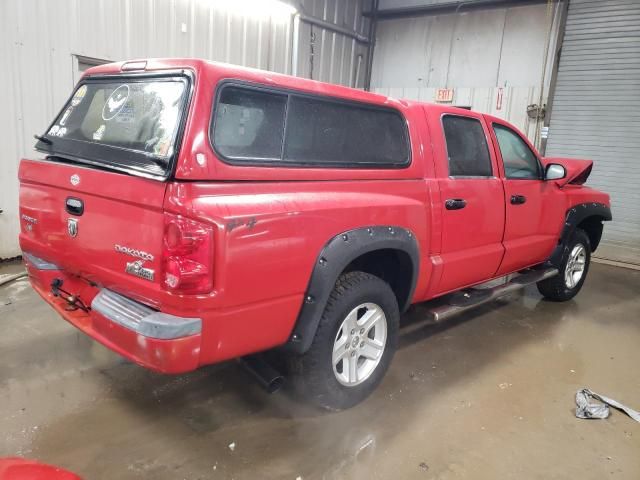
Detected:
[0,458,81,480]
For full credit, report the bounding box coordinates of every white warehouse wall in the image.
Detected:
[378,0,504,10]
[370,2,562,140]
[0,0,370,259]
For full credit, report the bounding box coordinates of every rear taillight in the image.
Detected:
[162,213,213,294]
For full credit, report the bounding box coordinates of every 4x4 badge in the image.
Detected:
[125,260,155,282]
[67,218,78,237]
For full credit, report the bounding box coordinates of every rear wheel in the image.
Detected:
[293,271,399,410]
[537,228,591,301]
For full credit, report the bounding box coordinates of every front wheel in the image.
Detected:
[292,271,399,410]
[537,228,591,301]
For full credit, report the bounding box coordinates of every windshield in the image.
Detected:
[39,75,190,178]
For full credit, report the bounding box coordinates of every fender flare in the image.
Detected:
[285,226,420,354]
[549,202,612,267]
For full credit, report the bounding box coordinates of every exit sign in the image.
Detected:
[435,88,454,102]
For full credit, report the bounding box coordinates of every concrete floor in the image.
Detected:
[1,261,639,480]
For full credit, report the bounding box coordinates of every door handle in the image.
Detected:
[65,197,84,216]
[511,194,527,205]
[445,198,467,210]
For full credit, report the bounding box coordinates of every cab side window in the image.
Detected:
[442,115,493,177]
[493,124,541,179]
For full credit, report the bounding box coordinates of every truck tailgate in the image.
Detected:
[19,159,167,306]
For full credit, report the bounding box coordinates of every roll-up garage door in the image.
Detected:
[546,0,640,265]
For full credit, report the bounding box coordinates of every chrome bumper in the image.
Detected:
[91,289,201,340]
[23,252,60,270]
[91,288,202,340]
[24,252,201,339]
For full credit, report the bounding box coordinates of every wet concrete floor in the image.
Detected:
[1,261,639,479]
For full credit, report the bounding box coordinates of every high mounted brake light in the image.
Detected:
[121,61,147,71]
[162,214,213,294]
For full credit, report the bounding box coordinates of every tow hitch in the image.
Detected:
[50,278,90,312]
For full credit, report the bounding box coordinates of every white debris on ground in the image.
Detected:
[228,442,236,451]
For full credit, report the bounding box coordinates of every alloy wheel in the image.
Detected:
[332,302,387,387]
[565,243,587,289]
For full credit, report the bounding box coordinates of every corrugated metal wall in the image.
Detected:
[370,2,562,141]
[297,0,371,86]
[0,0,369,259]
[377,0,510,11]
[546,0,640,265]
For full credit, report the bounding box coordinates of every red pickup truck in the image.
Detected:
[20,59,611,410]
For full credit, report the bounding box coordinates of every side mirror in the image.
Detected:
[545,163,566,181]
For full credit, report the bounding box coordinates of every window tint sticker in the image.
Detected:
[71,85,87,106]
[102,84,130,121]
[93,124,106,141]
[47,125,68,137]
[59,107,73,126]
[114,101,135,124]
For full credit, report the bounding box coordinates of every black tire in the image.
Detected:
[292,271,399,411]
[537,228,591,302]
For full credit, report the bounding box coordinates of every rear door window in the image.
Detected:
[442,115,493,177]
[36,75,191,178]
[211,83,410,168]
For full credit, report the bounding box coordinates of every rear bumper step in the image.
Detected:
[92,289,201,340]
[24,251,202,340]
[23,254,203,374]
[429,267,558,322]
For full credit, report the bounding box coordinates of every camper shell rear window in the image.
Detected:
[35,72,192,179]
[211,82,411,168]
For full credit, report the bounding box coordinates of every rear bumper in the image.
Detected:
[24,254,201,374]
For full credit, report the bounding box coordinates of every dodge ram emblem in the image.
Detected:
[67,218,78,237]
